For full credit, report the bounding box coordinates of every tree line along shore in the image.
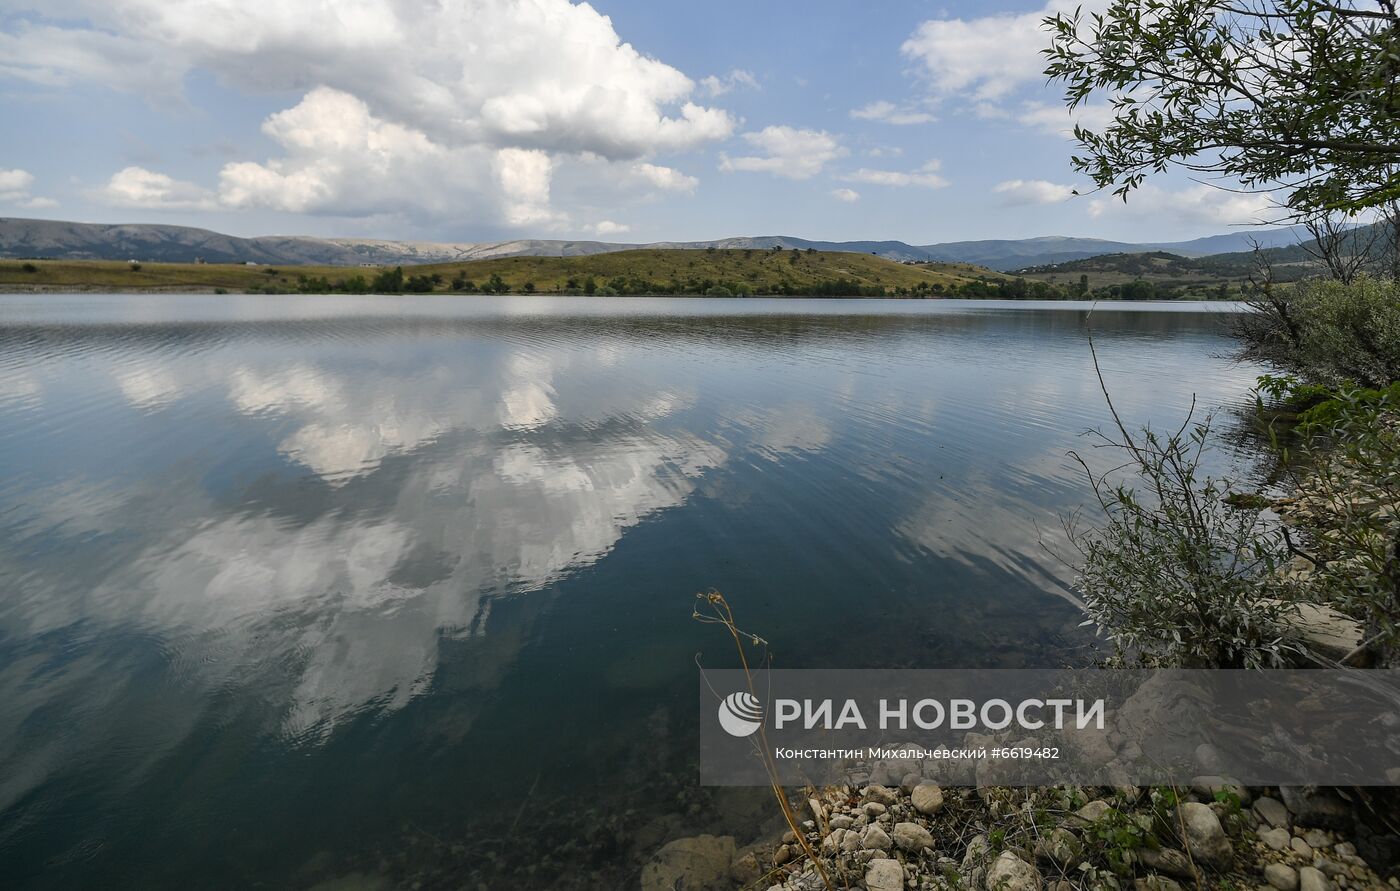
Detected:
[0,247,1253,300]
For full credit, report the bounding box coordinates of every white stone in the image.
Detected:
[863,784,899,806]
[866,858,904,891]
[911,783,945,816]
[1179,802,1233,870]
[891,821,934,853]
[863,824,892,851]
[985,851,1043,891]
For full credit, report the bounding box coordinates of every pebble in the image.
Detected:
[1292,837,1315,858]
[1070,800,1112,825]
[1260,827,1292,851]
[1299,866,1332,891]
[986,851,1042,891]
[1255,796,1291,829]
[1179,802,1233,870]
[863,824,892,851]
[891,821,934,853]
[1266,864,1301,891]
[1136,846,1194,880]
[1318,859,1349,878]
[910,783,944,816]
[1303,829,1331,849]
[1135,878,1184,891]
[863,784,899,806]
[865,858,904,891]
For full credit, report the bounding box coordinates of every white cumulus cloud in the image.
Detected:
[1087,184,1277,226]
[493,147,558,227]
[719,126,846,180]
[1017,100,1117,138]
[901,1,1108,101]
[0,167,56,208]
[700,69,759,97]
[831,188,861,203]
[993,179,1075,205]
[0,0,734,161]
[850,100,935,125]
[842,160,948,190]
[217,88,482,216]
[101,166,216,209]
[630,162,699,194]
[3,0,738,227]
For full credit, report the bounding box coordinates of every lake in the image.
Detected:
[0,295,1262,889]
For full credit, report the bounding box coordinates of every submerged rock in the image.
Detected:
[639,834,735,891]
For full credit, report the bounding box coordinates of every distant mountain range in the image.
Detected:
[0,217,1309,272]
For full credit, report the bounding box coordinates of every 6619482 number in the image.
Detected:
[989,747,1060,760]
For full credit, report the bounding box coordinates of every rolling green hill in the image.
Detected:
[410,248,999,295]
[1014,250,1271,297]
[0,249,1005,296]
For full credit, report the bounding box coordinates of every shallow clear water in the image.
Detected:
[0,295,1261,888]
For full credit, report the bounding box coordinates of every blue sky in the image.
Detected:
[0,0,1276,244]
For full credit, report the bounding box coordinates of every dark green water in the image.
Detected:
[0,296,1261,889]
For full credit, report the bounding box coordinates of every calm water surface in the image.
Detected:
[0,296,1262,888]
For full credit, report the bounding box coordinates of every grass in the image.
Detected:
[1014,252,1248,295]
[0,259,358,291]
[0,249,1004,295]
[416,249,999,293]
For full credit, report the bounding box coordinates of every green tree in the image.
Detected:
[1044,1,1400,217]
[371,266,404,292]
[1120,279,1156,301]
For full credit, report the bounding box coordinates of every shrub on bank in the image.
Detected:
[1237,276,1400,389]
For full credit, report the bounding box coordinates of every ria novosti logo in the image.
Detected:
[715,692,1109,738]
[717,691,764,737]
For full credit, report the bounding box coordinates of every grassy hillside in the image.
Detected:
[0,259,359,291]
[1014,251,1251,296]
[412,248,998,294]
[0,249,1003,296]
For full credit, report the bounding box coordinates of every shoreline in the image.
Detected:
[648,779,1397,891]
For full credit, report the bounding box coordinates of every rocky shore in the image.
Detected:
[642,780,1397,891]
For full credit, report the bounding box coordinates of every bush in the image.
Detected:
[1065,394,1303,667]
[1236,277,1400,389]
[1275,385,1400,665]
[20,262,37,273]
